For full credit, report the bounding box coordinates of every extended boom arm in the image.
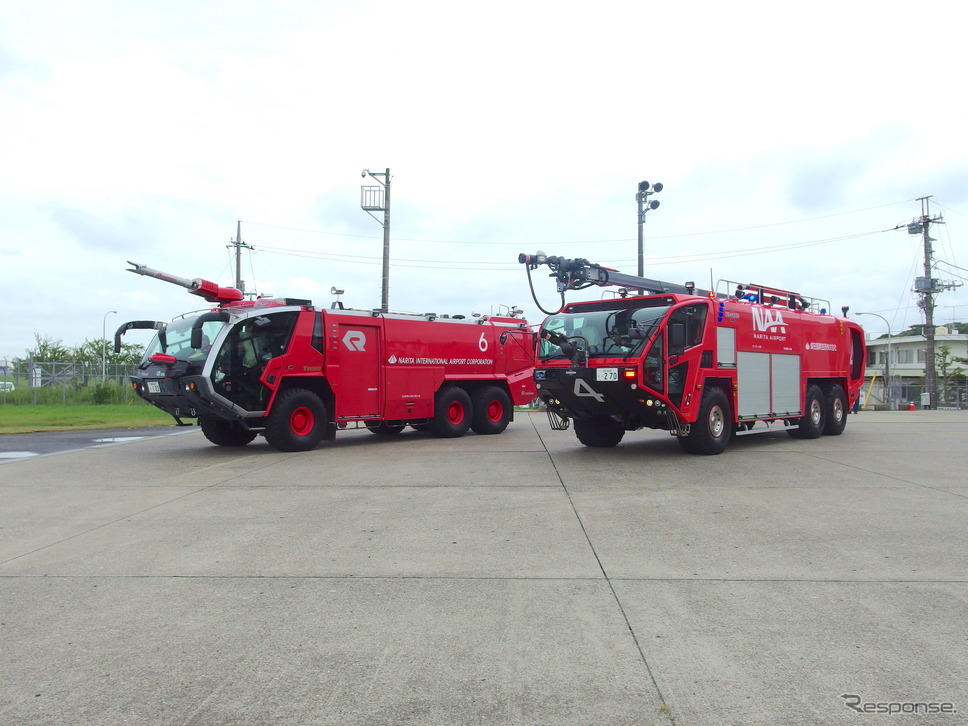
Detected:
[518,252,708,297]
[127,261,243,304]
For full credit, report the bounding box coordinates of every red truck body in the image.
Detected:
[521,254,866,454]
[119,263,536,451]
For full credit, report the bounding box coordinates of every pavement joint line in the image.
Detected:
[796,450,968,500]
[1,574,966,583]
[0,481,231,567]
[529,414,675,722]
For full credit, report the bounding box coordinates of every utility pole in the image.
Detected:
[228,221,254,295]
[361,168,391,312]
[907,196,960,409]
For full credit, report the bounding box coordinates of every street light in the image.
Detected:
[102,310,117,381]
[856,312,893,410]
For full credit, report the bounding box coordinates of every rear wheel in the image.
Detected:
[470,386,512,435]
[678,387,731,455]
[788,384,824,439]
[199,416,257,447]
[429,385,472,438]
[823,384,848,436]
[574,415,625,447]
[264,388,327,451]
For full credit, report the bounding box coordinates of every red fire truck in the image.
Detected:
[518,253,866,454]
[116,263,537,451]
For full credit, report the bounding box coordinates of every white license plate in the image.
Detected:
[146,380,161,394]
[596,368,618,382]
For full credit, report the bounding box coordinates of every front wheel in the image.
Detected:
[470,386,512,435]
[199,416,257,447]
[574,415,625,447]
[264,388,328,451]
[678,387,732,455]
[788,384,824,439]
[428,385,472,438]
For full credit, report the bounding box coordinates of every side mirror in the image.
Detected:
[190,312,229,348]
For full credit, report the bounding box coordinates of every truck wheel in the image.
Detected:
[199,416,257,447]
[678,387,731,455]
[264,388,327,451]
[788,384,825,439]
[366,421,406,435]
[574,415,624,447]
[470,386,512,435]
[429,385,472,438]
[823,384,848,436]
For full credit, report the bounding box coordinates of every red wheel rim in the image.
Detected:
[289,406,315,436]
[486,399,504,423]
[447,401,465,425]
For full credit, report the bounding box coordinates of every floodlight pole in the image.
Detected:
[361,168,391,312]
[636,180,662,295]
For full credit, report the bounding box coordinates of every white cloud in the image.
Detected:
[1,0,967,357]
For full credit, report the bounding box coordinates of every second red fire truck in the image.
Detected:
[519,252,866,454]
[117,263,537,451]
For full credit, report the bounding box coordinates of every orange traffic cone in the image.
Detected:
[908,400,916,411]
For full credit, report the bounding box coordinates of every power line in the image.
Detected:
[240,198,912,247]
[250,228,893,270]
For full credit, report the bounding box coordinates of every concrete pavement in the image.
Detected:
[1,411,965,725]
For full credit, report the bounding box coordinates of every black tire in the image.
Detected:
[470,386,512,435]
[788,384,824,439]
[823,384,848,436]
[678,387,732,455]
[428,385,472,438]
[199,415,257,447]
[366,421,406,435]
[264,388,327,451]
[574,415,625,447]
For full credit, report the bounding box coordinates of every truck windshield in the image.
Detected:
[142,315,226,363]
[539,304,671,360]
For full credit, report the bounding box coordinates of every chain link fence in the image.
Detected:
[0,361,140,405]
[863,379,968,410]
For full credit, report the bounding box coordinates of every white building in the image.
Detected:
[862,328,968,409]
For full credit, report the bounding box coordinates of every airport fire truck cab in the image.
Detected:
[117,262,537,451]
[519,252,866,454]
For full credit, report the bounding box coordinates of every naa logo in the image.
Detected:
[751,308,787,334]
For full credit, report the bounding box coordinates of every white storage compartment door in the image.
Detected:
[737,351,771,418]
[771,353,801,416]
[717,326,736,366]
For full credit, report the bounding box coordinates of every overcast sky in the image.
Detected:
[2,0,967,359]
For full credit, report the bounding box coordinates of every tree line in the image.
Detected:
[6,334,145,375]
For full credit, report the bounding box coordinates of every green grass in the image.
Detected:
[0,404,175,434]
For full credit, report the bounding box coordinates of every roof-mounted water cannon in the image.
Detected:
[126,261,243,305]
